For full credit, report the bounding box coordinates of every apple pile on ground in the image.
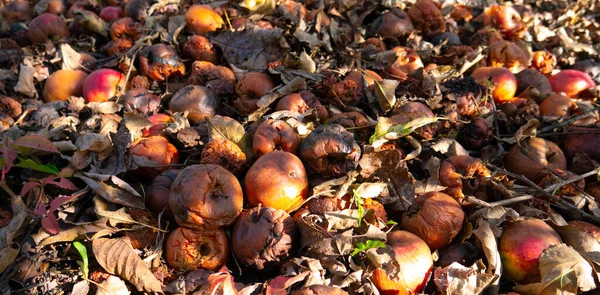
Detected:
[1,0,600,294]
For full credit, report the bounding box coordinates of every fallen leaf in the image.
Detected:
[206,115,245,144]
[14,63,37,98]
[70,280,90,295]
[1,145,18,180]
[472,219,502,294]
[374,79,399,113]
[76,173,145,209]
[433,262,498,295]
[92,237,164,293]
[515,244,596,294]
[32,218,118,246]
[0,196,28,273]
[60,44,83,71]
[13,134,60,154]
[298,50,316,73]
[358,149,415,212]
[205,267,240,295]
[211,25,289,70]
[96,275,131,295]
[370,116,442,148]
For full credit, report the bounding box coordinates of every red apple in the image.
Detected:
[549,69,596,98]
[82,68,126,103]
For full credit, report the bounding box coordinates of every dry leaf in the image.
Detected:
[0,196,28,273]
[61,44,84,71]
[76,173,145,209]
[433,262,497,295]
[70,280,90,295]
[14,63,37,98]
[298,50,316,73]
[32,218,118,246]
[206,115,245,144]
[92,237,164,293]
[96,275,131,295]
[13,134,60,154]
[374,79,399,113]
[515,244,596,295]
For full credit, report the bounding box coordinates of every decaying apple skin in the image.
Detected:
[499,219,562,283]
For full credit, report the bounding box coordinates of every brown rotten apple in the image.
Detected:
[401,192,464,250]
[372,230,433,295]
[129,136,179,179]
[165,227,229,272]
[146,169,180,221]
[299,124,361,178]
[232,207,297,270]
[200,138,247,176]
[169,164,243,230]
[504,137,566,183]
[253,119,301,157]
[500,219,562,283]
[169,85,219,124]
[139,44,185,81]
[244,151,308,212]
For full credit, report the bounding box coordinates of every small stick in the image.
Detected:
[543,167,600,193]
[537,104,600,134]
[487,164,600,224]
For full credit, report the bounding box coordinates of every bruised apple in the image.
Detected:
[500,219,562,283]
[244,151,308,212]
[401,192,464,250]
[165,227,229,272]
[372,230,433,295]
[169,164,243,230]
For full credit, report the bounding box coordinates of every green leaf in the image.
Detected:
[386,220,398,226]
[14,158,59,175]
[353,189,364,227]
[73,241,89,280]
[351,240,387,257]
[369,116,441,148]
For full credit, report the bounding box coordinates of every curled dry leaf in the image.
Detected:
[471,219,502,294]
[0,196,28,273]
[433,262,497,295]
[374,79,400,113]
[514,244,596,294]
[76,173,145,209]
[92,237,164,294]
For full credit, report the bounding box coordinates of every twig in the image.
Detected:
[465,194,535,207]
[543,167,600,193]
[537,104,600,134]
[488,164,600,223]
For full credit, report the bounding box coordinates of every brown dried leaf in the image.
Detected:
[14,63,37,98]
[358,149,415,212]
[92,237,164,293]
[211,26,289,70]
[433,262,497,295]
[472,219,501,294]
[76,173,145,209]
[60,44,83,71]
[374,79,399,113]
[514,244,596,295]
[0,196,28,273]
[32,218,118,246]
[206,115,245,145]
[13,134,60,154]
